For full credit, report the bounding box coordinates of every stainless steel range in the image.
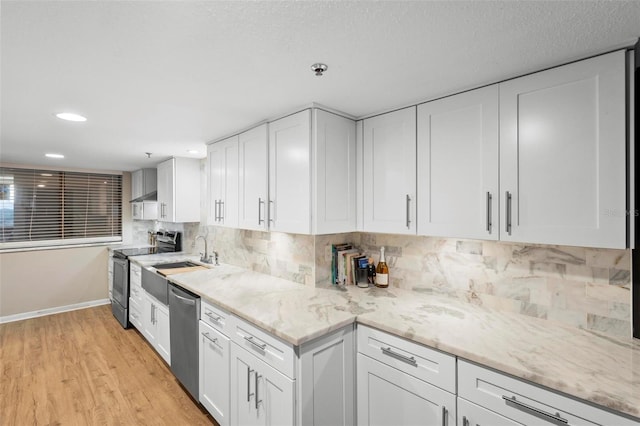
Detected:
[110,230,181,328]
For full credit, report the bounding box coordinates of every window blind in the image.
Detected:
[0,167,122,248]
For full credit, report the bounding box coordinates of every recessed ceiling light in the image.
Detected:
[45,153,65,159]
[187,149,199,154]
[55,112,87,122]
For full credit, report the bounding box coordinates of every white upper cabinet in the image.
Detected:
[238,124,269,231]
[269,108,356,234]
[363,106,417,234]
[131,168,157,199]
[500,50,627,248]
[417,85,499,240]
[313,109,357,234]
[157,157,201,223]
[208,136,239,228]
[269,110,312,234]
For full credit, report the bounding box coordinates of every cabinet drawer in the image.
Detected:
[128,296,143,329]
[458,397,522,426]
[231,315,295,379]
[458,360,639,426]
[357,324,456,393]
[201,299,233,336]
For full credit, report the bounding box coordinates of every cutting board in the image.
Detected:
[156,265,208,276]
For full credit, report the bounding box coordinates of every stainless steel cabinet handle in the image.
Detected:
[247,367,254,402]
[205,311,222,323]
[502,395,568,424]
[442,406,447,426]
[150,303,155,324]
[219,200,225,221]
[258,198,265,225]
[381,346,417,366]
[405,194,411,229]
[255,372,262,409]
[268,200,274,223]
[202,332,218,346]
[170,290,195,305]
[505,191,512,235]
[244,335,267,351]
[462,416,469,426]
[486,192,492,233]
[214,200,220,222]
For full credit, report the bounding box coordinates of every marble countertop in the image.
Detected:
[132,256,640,419]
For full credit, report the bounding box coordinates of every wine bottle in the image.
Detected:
[375,246,389,288]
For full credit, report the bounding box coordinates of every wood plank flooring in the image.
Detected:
[0,304,218,425]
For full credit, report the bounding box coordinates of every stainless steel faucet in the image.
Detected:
[195,235,213,264]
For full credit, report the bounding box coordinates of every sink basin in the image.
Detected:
[152,261,199,269]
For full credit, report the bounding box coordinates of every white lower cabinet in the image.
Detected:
[230,342,295,426]
[199,320,230,426]
[458,360,638,426]
[356,325,456,426]
[142,292,170,365]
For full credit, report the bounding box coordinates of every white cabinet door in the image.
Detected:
[208,136,239,227]
[357,353,455,426]
[238,125,269,231]
[142,293,157,344]
[363,107,417,234]
[417,85,499,240]
[269,110,311,234]
[500,50,626,248]
[199,321,230,426]
[230,343,294,426]
[131,202,143,220]
[155,302,170,365]
[313,109,357,234]
[156,159,174,222]
[457,398,522,426]
[131,169,144,199]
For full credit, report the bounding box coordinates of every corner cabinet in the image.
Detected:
[362,107,417,234]
[157,157,201,223]
[268,108,356,234]
[500,50,627,249]
[208,136,239,228]
[417,85,499,240]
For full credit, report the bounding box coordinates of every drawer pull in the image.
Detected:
[381,346,417,366]
[244,335,267,351]
[502,396,568,425]
[442,406,447,426]
[202,332,219,346]
[205,311,222,323]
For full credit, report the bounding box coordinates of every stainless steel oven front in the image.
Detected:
[111,255,129,328]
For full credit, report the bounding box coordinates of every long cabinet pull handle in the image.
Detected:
[442,406,447,426]
[268,200,274,223]
[247,367,254,402]
[505,191,512,235]
[502,395,568,424]
[244,335,267,351]
[205,311,222,323]
[220,200,225,221]
[255,372,262,410]
[486,192,492,233]
[405,194,411,229]
[462,416,469,426]
[381,346,417,366]
[258,198,265,225]
[202,332,219,346]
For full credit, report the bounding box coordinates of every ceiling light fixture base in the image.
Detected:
[311,63,328,76]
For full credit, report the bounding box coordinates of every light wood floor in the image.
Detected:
[0,304,218,426]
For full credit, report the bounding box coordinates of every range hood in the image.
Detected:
[130,190,157,203]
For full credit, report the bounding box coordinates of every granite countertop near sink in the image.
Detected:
[134,257,640,420]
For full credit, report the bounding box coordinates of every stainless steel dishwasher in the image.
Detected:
[168,283,200,400]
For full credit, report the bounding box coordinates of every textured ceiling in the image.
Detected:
[1,1,639,172]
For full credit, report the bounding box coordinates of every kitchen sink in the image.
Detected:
[151,261,199,269]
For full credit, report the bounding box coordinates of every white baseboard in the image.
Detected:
[0,298,111,324]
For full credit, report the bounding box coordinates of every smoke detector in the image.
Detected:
[311,63,328,76]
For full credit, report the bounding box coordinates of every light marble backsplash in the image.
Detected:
[315,233,632,338]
